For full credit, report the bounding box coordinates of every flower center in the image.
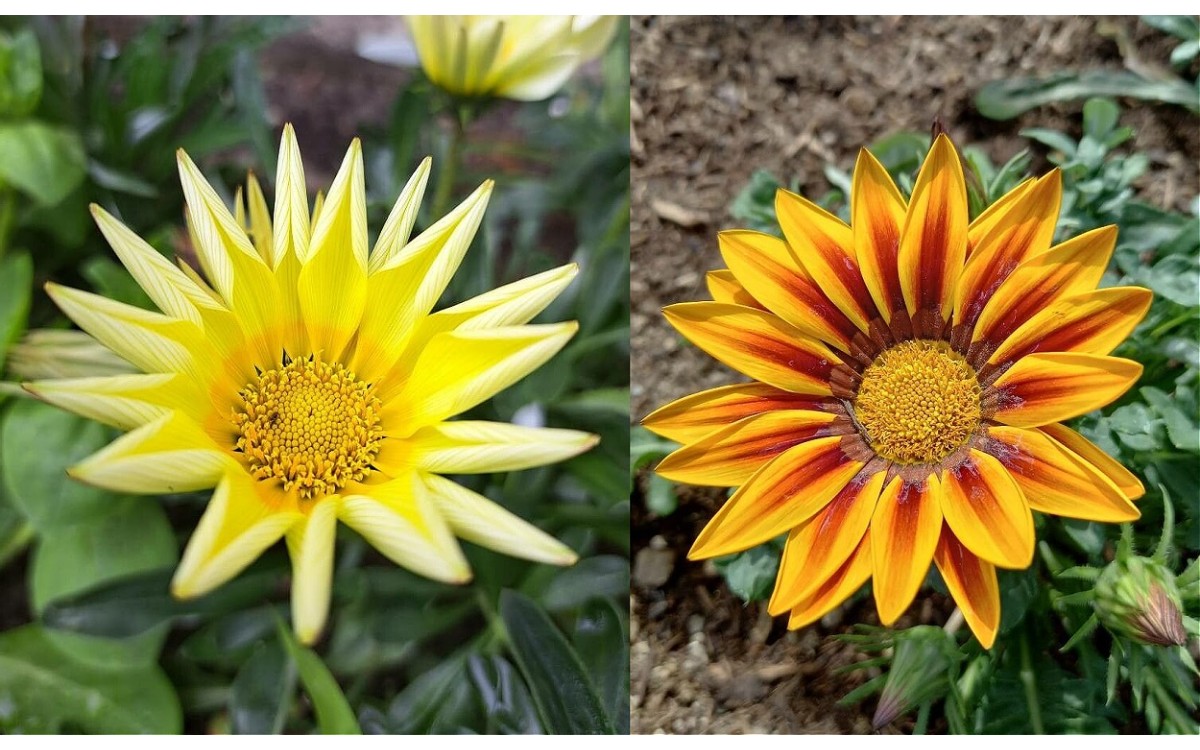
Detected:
[232,356,383,499]
[852,340,981,465]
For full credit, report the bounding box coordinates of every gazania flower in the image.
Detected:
[27,126,596,643]
[645,134,1150,648]
[407,15,619,101]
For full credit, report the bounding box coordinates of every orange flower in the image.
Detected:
[645,135,1150,648]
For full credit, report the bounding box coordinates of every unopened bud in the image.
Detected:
[873,625,960,729]
[1094,555,1186,647]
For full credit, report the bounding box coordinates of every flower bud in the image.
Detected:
[1094,555,1186,647]
[873,625,960,729]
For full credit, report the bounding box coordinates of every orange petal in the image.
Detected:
[1038,423,1144,500]
[656,409,843,487]
[953,171,1060,330]
[983,425,1140,522]
[966,177,1035,258]
[989,353,1142,427]
[934,529,1000,649]
[663,302,841,395]
[896,134,968,322]
[689,436,863,559]
[706,269,763,309]
[851,149,907,324]
[719,230,859,350]
[972,224,1115,347]
[940,451,1034,568]
[871,473,943,625]
[769,469,885,615]
[775,190,876,331]
[642,383,838,444]
[788,532,873,630]
[987,286,1153,366]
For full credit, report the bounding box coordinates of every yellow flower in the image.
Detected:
[407,15,619,101]
[28,126,596,644]
[645,135,1151,648]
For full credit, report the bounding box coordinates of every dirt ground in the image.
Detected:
[629,15,1199,735]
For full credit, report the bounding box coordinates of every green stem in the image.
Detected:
[0,188,16,260]
[1019,631,1046,734]
[431,105,469,220]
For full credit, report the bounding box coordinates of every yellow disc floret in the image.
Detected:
[232,356,383,499]
[853,340,981,465]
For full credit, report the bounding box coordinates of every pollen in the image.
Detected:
[232,356,383,499]
[853,340,981,465]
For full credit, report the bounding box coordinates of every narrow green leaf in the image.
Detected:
[498,589,614,734]
[275,618,361,735]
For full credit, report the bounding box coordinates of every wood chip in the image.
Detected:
[651,199,707,228]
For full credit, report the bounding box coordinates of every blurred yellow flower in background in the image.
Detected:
[407,15,619,101]
[27,126,596,644]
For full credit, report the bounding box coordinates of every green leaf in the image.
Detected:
[1082,98,1120,140]
[976,71,1200,120]
[540,555,629,611]
[275,618,361,735]
[0,28,43,118]
[498,589,614,734]
[1,399,114,532]
[0,625,182,734]
[230,639,296,735]
[645,472,677,516]
[0,251,32,373]
[0,121,86,206]
[466,655,542,734]
[43,568,278,639]
[573,598,630,733]
[714,537,784,602]
[31,496,177,669]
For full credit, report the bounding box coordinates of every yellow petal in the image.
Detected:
[424,472,577,566]
[298,139,368,360]
[391,322,577,430]
[285,499,339,645]
[1038,423,1144,500]
[407,421,596,474]
[24,373,205,430]
[787,533,872,630]
[355,181,493,380]
[339,475,471,583]
[273,124,311,266]
[68,411,233,494]
[705,269,761,308]
[369,156,433,272]
[245,172,275,264]
[641,383,836,444]
[851,148,908,324]
[173,469,302,599]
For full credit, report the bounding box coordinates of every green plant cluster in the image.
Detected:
[0,17,631,735]
[711,96,1198,733]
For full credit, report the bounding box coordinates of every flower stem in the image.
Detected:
[1019,631,1046,734]
[431,104,470,219]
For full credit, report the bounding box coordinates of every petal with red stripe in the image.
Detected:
[940,450,1034,568]
[972,224,1115,347]
[988,353,1142,428]
[689,436,863,559]
[1038,423,1144,500]
[934,529,1000,649]
[719,230,859,349]
[871,473,943,625]
[851,149,907,323]
[896,135,968,322]
[966,177,1035,258]
[982,425,1140,522]
[788,533,873,631]
[986,286,1152,366]
[769,469,885,615]
[642,383,838,444]
[663,302,841,395]
[775,190,876,331]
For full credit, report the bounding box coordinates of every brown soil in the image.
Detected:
[629,15,1199,735]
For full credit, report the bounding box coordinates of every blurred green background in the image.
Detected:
[0,16,630,734]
